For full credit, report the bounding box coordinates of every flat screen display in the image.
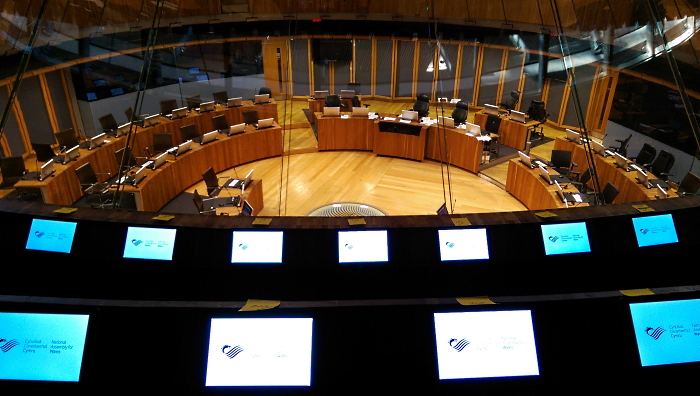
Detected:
[188,67,200,74]
[438,229,489,261]
[86,92,97,101]
[338,230,388,263]
[25,219,78,254]
[630,299,700,367]
[122,226,177,261]
[231,231,283,263]
[110,87,124,96]
[0,312,89,382]
[434,310,540,380]
[632,214,679,248]
[205,318,313,386]
[540,222,591,255]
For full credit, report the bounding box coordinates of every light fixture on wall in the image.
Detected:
[426,55,447,72]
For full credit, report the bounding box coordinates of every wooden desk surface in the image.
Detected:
[506,158,589,210]
[425,124,483,174]
[316,112,375,151]
[473,111,534,151]
[308,97,355,123]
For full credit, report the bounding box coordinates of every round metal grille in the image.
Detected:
[307,202,387,217]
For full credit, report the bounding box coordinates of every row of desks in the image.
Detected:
[16,100,279,213]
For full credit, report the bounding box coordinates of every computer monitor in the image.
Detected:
[175,140,193,156]
[401,110,419,121]
[323,107,340,117]
[116,122,131,137]
[338,230,389,263]
[64,145,80,163]
[254,94,270,104]
[438,228,489,261]
[188,67,200,75]
[39,159,55,181]
[198,101,216,113]
[313,90,328,99]
[242,169,254,188]
[635,167,649,188]
[143,114,160,127]
[352,107,369,117]
[200,130,218,145]
[0,312,89,382]
[25,218,78,253]
[340,89,355,99]
[483,104,499,115]
[434,310,539,380]
[159,99,178,116]
[510,110,526,123]
[656,185,669,199]
[518,151,535,169]
[436,203,448,215]
[110,87,124,96]
[590,139,606,156]
[630,298,700,366]
[151,152,168,170]
[86,92,97,101]
[93,79,106,87]
[227,97,242,107]
[205,318,313,386]
[241,200,254,216]
[632,213,679,248]
[614,152,630,171]
[228,123,246,136]
[231,231,283,263]
[540,222,591,255]
[437,116,455,128]
[255,118,274,129]
[565,128,584,144]
[123,226,177,261]
[169,106,188,120]
[88,133,106,150]
[464,122,481,136]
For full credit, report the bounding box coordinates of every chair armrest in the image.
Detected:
[95,172,112,177]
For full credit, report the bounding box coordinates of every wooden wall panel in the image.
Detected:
[465,0,506,21]
[368,0,427,16]
[503,2,545,25]
[102,1,143,26]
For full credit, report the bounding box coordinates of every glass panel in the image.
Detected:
[458,44,478,105]
[354,39,372,95]
[436,44,459,100]
[375,40,393,97]
[395,41,415,98]
[477,47,503,106]
[415,42,433,98]
[17,76,54,145]
[291,39,310,96]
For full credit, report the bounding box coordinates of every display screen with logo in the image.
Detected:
[540,222,591,255]
[438,228,489,261]
[632,214,679,248]
[231,231,284,263]
[0,312,89,382]
[205,318,313,386]
[25,219,78,254]
[433,310,540,379]
[122,227,177,261]
[338,230,389,263]
[630,298,700,367]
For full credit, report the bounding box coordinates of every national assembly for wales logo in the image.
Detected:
[221,345,244,359]
[449,338,470,352]
[646,327,666,340]
[0,338,20,353]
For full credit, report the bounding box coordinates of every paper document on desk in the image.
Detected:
[341,114,349,119]
[384,117,396,121]
[399,119,412,124]
[476,136,491,141]
[369,114,379,120]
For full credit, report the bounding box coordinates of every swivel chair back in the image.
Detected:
[258,87,272,96]
[99,113,119,135]
[649,150,675,180]
[413,101,429,118]
[499,90,520,111]
[325,94,341,108]
[416,94,430,103]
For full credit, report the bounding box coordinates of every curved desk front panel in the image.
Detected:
[425,126,483,174]
[316,113,375,151]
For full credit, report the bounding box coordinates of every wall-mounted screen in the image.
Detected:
[338,230,388,263]
[110,87,124,96]
[86,92,97,101]
[231,231,283,263]
[205,318,313,386]
[434,310,540,380]
[632,214,679,248]
[438,229,489,261]
[630,299,700,367]
[123,227,177,261]
[540,222,591,255]
[0,312,89,382]
[25,219,78,254]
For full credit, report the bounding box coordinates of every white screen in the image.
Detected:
[338,230,388,263]
[540,222,591,255]
[438,229,489,261]
[231,231,283,263]
[434,311,540,380]
[205,318,313,386]
[0,313,89,382]
[25,219,77,254]
[123,227,177,261]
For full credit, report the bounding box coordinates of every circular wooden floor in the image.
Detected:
[186,150,527,216]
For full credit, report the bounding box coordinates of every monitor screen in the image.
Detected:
[110,87,124,96]
[632,214,679,248]
[123,226,177,261]
[188,67,200,75]
[338,230,388,263]
[114,74,125,82]
[434,310,540,379]
[540,222,591,255]
[25,219,78,254]
[438,229,489,261]
[231,231,283,263]
[92,79,106,87]
[0,312,89,382]
[630,298,700,367]
[205,318,313,386]
[86,92,97,101]
[196,74,209,82]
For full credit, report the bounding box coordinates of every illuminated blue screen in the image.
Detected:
[123,227,177,261]
[540,222,591,255]
[25,219,78,254]
[632,214,679,248]
[630,299,700,367]
[0,313,89,382]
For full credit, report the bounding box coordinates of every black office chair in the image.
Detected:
[74,162,113,208]
[145,133,173,157]
[99,114,119,136]
[114,146,147,173]
[677,171,700,196]
[608,134,632,157]
[451,101,469,125]
[55,128,80,150]
[125,107,134,122]
[630,143,656,170]
[325,94,341,108]
[416,94,430,103]
[499,90,520,112]
[212,90,229,105]
[351,95,363,109]
[193,189,217,215]
[211,114,229,133]
[0,156,27,189]
[159,99,178,116]
[526,100,548,140]
[347,82,362,95]
[649,150,674,181]
[484,114,502,160]
[186,95,201,111]
[571,168,592,194]
[202,167,222,198]
[549,150,579,179]
[601,182,619,205]
[258,87,272,96]
[31,143,56,163]
[413,101,429,118]
[243,110,259,125]
[180,124,199,143]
